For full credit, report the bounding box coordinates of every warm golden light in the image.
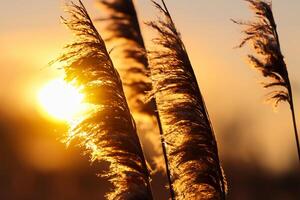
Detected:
[38,79,85,121]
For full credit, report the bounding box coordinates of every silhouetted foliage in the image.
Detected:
[233,0,300,161]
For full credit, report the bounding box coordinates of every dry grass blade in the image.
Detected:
[147,0,227,199]
[233,0,300,162]
[53,1,153,199]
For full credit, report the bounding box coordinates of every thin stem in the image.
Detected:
[290,102,300,162]
[272,17,300,163]
[154,103,176,200]
[131,118,154,199]
[140,145,155,199]
[288,86,300,162]
[133,0,175,196]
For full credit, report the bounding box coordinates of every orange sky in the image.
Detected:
[1,0,300,172]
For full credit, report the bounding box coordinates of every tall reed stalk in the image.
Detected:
[53,1,153,199]
[233,0,300,162]
[147,0,227,199]
[97,0,175,199]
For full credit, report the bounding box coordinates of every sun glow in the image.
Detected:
[38,79,85,121]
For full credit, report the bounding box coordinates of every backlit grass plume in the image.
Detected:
[147,1,227,199]
[97,1,175,198]
[232,0,300,161]
[53,1,153,199]
[98,0,153,114]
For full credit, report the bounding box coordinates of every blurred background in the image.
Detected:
[0,0,300,199]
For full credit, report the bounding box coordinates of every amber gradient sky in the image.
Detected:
[1,0,300,173]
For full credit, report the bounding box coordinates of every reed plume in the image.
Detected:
[232,0,300,161]
[53,1,153,199]
[98,0,153,114]
[147,1,226,199]
[97,0,175,198]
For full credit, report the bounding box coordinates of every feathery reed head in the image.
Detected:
[232,0,290,107]
[98,0,154,115]
[147,1,226,199]
[98,0,145,47]
[98,0,169,181]
[234,0,300,165]
[54,1,152,199]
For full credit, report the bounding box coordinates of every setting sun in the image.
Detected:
[38,79,85,121]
